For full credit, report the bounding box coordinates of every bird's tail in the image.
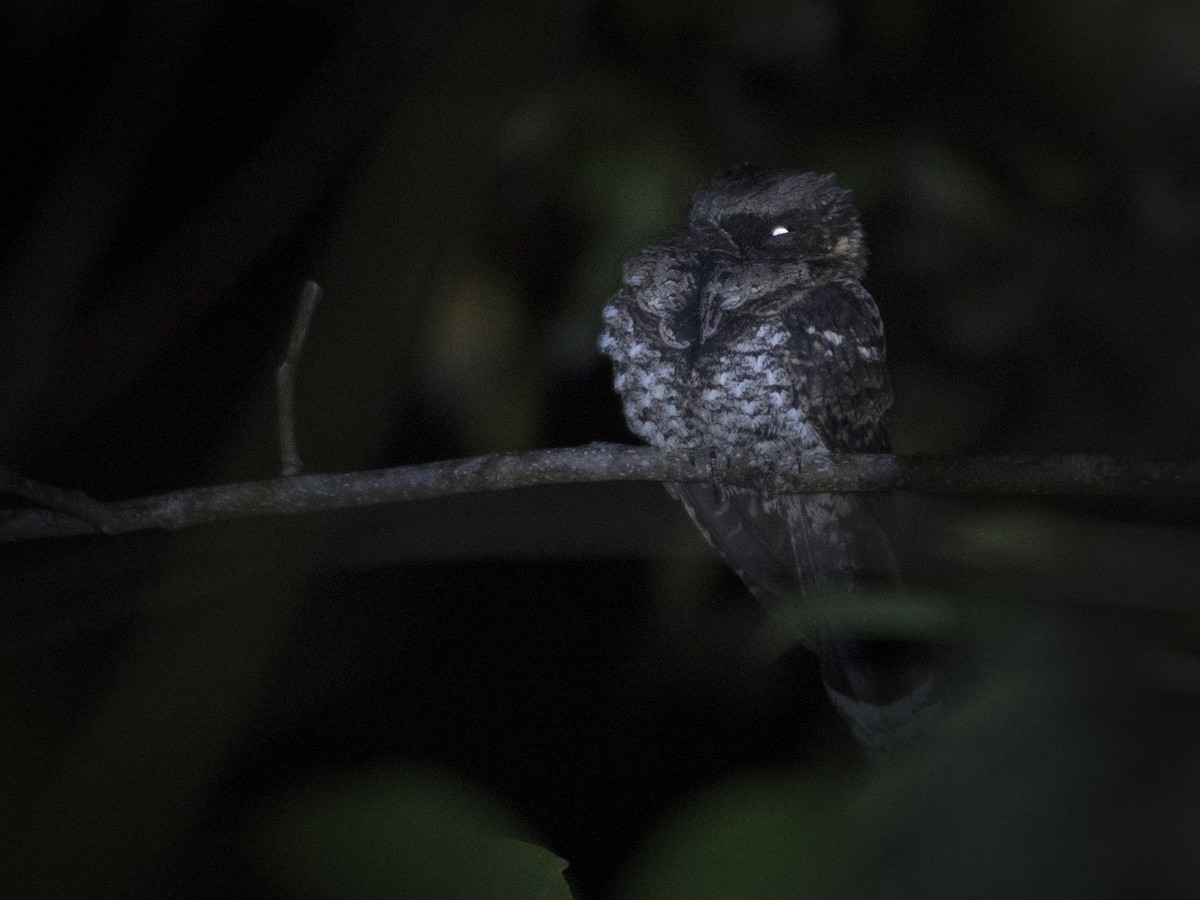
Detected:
[818,632,942,754]
[673,482,943,754]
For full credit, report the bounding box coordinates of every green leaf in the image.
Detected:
[615,772,847,900]
[251,765,570,900]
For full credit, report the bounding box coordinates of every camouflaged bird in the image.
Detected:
[598,165,940,753]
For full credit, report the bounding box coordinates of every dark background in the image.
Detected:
[3,1,1200,897]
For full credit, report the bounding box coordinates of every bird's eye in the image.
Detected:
[764,224,795,247]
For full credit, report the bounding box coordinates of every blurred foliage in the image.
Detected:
[252,766,569,900]
[614,770,846,900]
[613,543,1200,900]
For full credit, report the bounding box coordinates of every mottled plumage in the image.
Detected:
[599,166,939,752]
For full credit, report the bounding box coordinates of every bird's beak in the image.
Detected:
[699,281,724,343]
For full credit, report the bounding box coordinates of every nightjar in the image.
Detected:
[598,165,940,753]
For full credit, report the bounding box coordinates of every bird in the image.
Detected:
[598,164,940,753]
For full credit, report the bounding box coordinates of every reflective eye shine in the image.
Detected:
[770,225,789,236]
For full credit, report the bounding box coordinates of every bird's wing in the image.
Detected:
[781,277,892,454]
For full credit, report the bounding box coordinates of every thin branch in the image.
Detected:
[2,446,1199,543]
[276,280,321,476]
[0,466,120,534]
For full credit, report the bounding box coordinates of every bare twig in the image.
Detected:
[1,446,1198,543]
[0,466,120,534]
[276,280,321,476]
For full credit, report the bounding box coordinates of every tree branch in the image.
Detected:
[0,466,121,535]
[2,446,1197,543]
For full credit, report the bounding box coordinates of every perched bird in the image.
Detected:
[598,165,940,753]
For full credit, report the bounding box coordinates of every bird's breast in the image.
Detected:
[602,302,823,451]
